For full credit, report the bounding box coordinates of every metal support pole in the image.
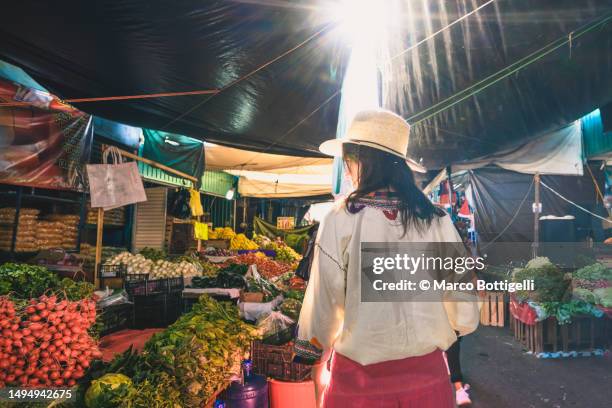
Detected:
[10,186,23,258]
[233,198,237,231]
[76,191,87,252]
[242,197,247,225]
[532,172,541,258]
[446,166,454,213]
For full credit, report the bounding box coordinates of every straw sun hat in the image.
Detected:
[319,109,426,173]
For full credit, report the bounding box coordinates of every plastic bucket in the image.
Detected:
[269,379,316,408]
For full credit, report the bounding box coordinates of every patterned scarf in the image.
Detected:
[347,191,400,220]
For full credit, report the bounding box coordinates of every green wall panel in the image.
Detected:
[201,171,235,197]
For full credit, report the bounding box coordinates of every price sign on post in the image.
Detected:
[276,217,295,230]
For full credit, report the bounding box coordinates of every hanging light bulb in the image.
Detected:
[225,187,235,200]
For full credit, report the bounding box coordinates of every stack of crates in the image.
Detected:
[124,276,184,328]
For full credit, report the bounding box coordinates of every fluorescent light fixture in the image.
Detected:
[225,187,235,200]
[164,137,180,146]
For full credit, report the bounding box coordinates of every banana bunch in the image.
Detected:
[230,233,258,250]
[209,227,236,240]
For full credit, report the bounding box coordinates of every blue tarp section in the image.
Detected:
[93,117,141,149]
[582,109,612,159]
[0,60,46,91]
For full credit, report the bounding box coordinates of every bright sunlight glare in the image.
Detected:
[328,0,390,45]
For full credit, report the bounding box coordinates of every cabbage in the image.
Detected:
[593,287,612,308]
[85,373,133,408]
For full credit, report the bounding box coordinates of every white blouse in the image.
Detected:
[297,199,480,366]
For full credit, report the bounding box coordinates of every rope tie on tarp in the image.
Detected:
[539,180,612,224]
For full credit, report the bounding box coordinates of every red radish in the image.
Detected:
[30,323,44,331]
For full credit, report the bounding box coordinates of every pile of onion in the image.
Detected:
[0,295,102,388]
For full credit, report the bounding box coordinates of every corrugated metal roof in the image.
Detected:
[132,187,167,251]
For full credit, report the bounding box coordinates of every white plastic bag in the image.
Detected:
[86,147,146,210]
[256,310,294,338]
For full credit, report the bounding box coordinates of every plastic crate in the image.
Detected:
[98,264,126,278]
[251,340,311,382]
[98,302,135,336]
[123,273,150,282]
[124,278,167,297]
[133,293,183,328]
[167,276,185,293]
[147,279,169,295]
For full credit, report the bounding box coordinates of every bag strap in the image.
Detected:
[102,146,124,164]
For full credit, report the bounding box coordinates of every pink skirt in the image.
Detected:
[323,350,454,408]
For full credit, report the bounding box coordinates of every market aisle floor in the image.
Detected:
[462,326,611,408]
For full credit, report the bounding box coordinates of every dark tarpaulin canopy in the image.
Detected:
[468,166,607,244]
[0,1,611,168]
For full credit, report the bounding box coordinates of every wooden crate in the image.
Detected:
[511,314,611,354]
[480,291,505,327]
[251,340,311,382]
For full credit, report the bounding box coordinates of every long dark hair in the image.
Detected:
[343,143,440,235]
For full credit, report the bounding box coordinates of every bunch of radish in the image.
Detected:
[0,294,102,388]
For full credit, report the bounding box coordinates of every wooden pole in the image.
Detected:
[104,146,198,182]
[94,207,104,289]
[533,172,541,258]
